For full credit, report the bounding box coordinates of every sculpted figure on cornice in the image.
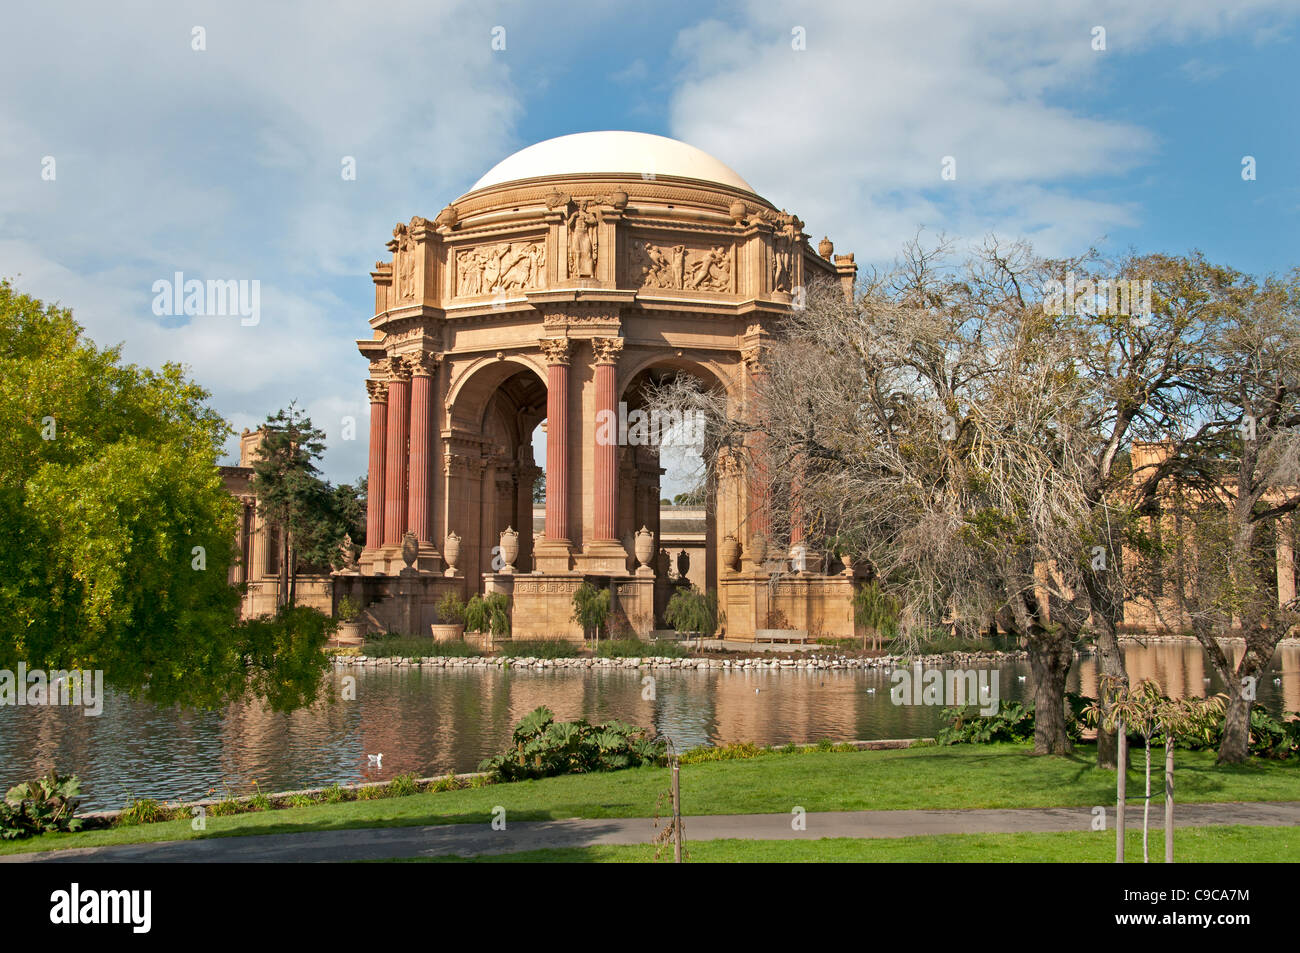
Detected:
[457,240,546,296]
[390,223,417,301]
[633,240,733,293]
[567,200,601,277]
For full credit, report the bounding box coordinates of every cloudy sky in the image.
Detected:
[3,0,1296,485]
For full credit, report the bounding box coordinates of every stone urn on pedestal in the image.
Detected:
[401,531,418,572]
[719,534,740,574]
[498,526,519,573]
[443,532,461,577]
[747,533,769,573]
[634,526,655,575]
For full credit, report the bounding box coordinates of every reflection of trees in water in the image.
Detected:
[4,646,1296,812]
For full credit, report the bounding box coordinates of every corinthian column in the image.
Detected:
[364,378,388,553]
[592,336,623,541]
[540,337,572,543]
[407,351,439,547]
[383,357,411,547]
[743,340,771,557]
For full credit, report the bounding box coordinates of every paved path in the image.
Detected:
[4,801,1298,863]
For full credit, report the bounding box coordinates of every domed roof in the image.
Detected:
[467,131,756,194]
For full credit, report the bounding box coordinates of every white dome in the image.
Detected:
[467,131,756,194]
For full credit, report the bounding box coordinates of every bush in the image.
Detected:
[117,797,169,826]
[337,595,363,621]
[385,773,421,798]
[478,706,666,781]
[937,694,1093,746]
[465,592,510,638]
[572,581,612,639]
[496,639,581,659]
[362,636,476,658]
[679,742,765,763]
[595,638,690,658]
[663,587,724,637]
[435,592,467,626]
[0,771,85,839]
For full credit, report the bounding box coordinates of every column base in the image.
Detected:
[533,537,573,573]
[574,539,632,576]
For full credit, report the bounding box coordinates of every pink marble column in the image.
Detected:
[743,344,771,546]
[407,353,437,545]
[592,337,623,540]
[541,338,572,542]
[383,358,411,547]
[364,379,388,552]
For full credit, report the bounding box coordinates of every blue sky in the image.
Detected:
[2,1,1296,488]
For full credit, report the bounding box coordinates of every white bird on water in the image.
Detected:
[866,687,876,695]
[367,753,383,769]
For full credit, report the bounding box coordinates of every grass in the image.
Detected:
[495,639,582,658]
[596,638,691,658]
[404,826,1300,863]
[359,637,477,658]
[4,743,1297,856]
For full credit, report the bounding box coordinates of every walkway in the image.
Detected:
[5,801,1298,863]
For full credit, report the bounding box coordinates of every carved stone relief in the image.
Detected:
[456,240,546,296]
[631,240,733,293]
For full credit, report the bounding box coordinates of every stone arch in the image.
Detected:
[443,355,547,581]
[617,352,742,616]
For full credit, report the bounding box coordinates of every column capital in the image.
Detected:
[592,337,624,366]
[409,350,442,377]
[386,355,413,381]
[539,337,572,366]
[366,378,389,403]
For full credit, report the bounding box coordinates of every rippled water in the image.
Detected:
[1,643,1295,811]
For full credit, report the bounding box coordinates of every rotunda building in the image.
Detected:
[341,131,859,641]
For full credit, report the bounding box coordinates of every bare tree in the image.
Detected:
[1134,265,1300,762]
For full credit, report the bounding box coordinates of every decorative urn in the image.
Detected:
[443,531,461,576]
[634,526,654,570]
[498,526,519,573]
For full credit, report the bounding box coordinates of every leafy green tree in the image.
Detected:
[249,403,330,605]
[0,280,330,709]
[572,581,612,641]
[663,586,724,638]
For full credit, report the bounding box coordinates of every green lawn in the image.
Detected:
[404,825,1300,863]
[5,743,1298,856]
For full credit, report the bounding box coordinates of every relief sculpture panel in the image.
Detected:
[631,239,733,293]
[456,240,547,297]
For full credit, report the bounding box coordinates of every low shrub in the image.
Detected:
[1,770,85,839]
[362,637,476,658]
[117,797,169,827]
[679,742,765,764]
[385,773,421,798]
[595,638,690,658]
[478,706,666,781]
[496,639,581,659]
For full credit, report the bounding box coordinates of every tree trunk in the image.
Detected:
[1164,739,1174,864]
[1028,633,1074,755]
[1217,682,1252,764]
[278,525,289,609]
[1116,724,1127,863]
[1093,622,1128,769]
[1082,568,1129,769]
[1142,737,1151,863]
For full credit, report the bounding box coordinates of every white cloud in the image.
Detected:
[667,0,1295,267]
